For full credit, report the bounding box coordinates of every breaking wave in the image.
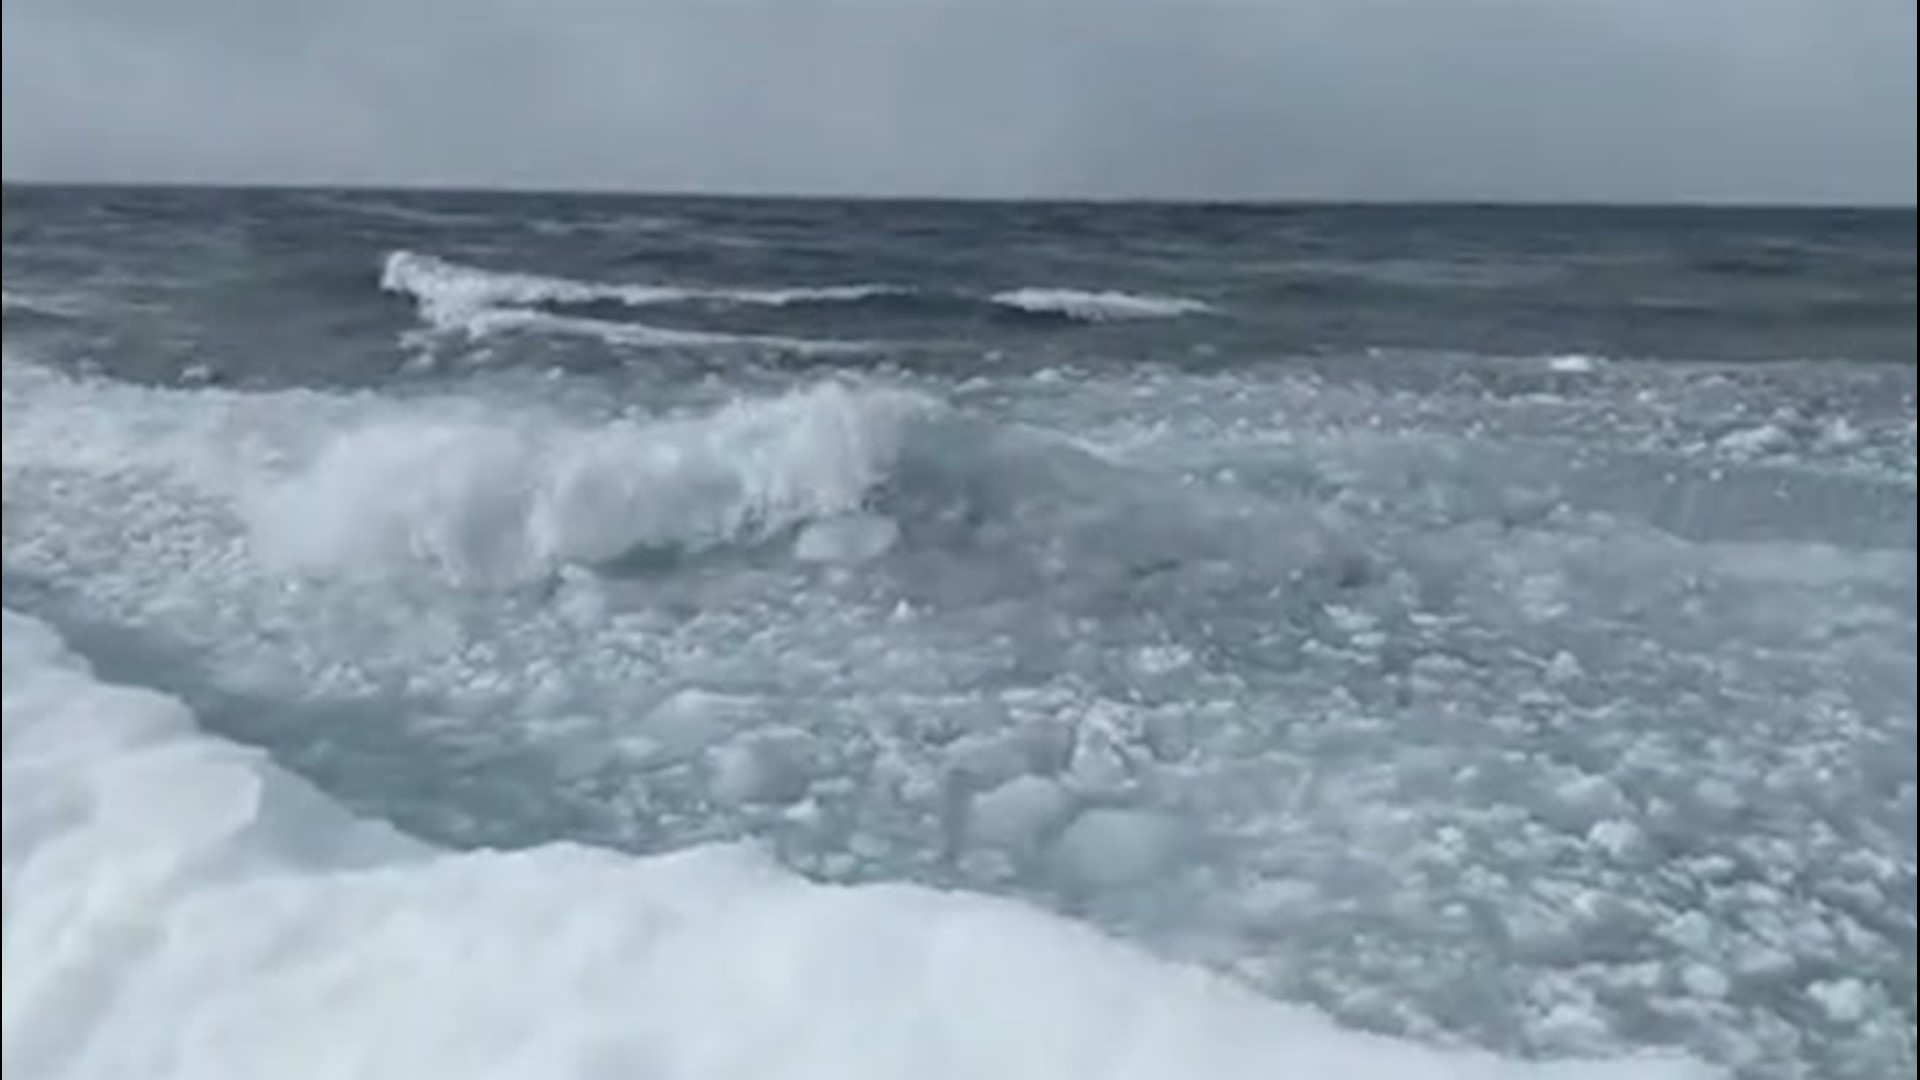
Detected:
[379,251,877,352]
[988,287,1215,322]
[1,290,80,322]
[380,252,1215,345]
[248,381,934,587]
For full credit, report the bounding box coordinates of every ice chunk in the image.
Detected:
[1544,650,1585,685]
[1053,808,1182,888]
[1678,964,1730,1000]
[1537,772,1627,834]
[1691,778,1742,818]
[1815,416,1863,449]
[708,727,819,806]
[1587,819,1648,864]
[635,688,760,763]
[1715,424,1790,458]
[794,511,900,564]
[1807,978,1871,1025]
[1067,701,1138,795]
[1536,1001,1613,1055]
[1665,911,1717,954]
[1129,644,1194,677]
[969,775,1073,852]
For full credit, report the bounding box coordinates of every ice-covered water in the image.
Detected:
[4,187,1914,1080]
[4,608,1713,1080]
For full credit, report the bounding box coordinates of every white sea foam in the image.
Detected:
[383,251,900,316]
[382,252,1210,339]
[380,250,687,326]
[733,283,913,305]
[1545,354,1600,374]
[247,381,930,586]
[379,251,881,351]
[1,289,79,318]
[440,304,854,352]
[988,288,1213,322]
[1,608,1717,1080]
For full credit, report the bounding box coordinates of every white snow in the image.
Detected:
[0,610,1714,1080]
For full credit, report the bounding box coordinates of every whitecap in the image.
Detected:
[380,251,885,352]
[988,287,1213,322]
[247,381,933,586]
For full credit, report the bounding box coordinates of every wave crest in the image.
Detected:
[380,252,1213,347]
[247,381,934,586]
[988,288,1213,322]
[1,290,81,321]
[379,251,881,352]
[382,251,907,318]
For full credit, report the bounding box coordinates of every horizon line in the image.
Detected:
[4,175,1914,213]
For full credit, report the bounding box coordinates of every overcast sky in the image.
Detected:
[3,0,1914,203]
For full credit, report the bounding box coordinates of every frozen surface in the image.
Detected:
[3,345,1912,1080]
[2,609,1711,1080]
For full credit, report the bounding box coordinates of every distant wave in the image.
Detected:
[379,251,876,353]
[442,307,865,354]
[380,252,1214,343]
[383,251,907,315]
[295,194,507,228]
[988,288,1214,322]
[1683,244,1812,278]
[1,290,78,320]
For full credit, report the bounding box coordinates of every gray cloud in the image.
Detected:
[3,0,1914,203]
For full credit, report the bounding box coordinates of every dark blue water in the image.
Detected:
[5,185,1913,391]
